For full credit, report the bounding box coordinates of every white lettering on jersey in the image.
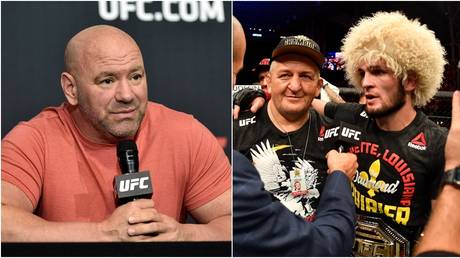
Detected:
[239,116,256,127]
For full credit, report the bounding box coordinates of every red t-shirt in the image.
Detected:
[2,102,231,222]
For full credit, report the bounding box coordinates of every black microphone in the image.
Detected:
[114,140,153,206]
[323,121,362,152]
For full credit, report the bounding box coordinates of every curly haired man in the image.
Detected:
[313,11,448,256]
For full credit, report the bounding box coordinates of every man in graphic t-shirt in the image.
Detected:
[233,17,357,257]
[233,35,333,221]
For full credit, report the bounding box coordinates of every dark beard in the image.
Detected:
[365,84,406,118]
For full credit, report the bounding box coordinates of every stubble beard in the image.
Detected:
[365,84,406,118]
[100,112,144,138]
[79,101,145,140]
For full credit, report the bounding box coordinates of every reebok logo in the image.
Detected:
[318,126,326,141]
[408,132,427,151]
[319,126,325,137]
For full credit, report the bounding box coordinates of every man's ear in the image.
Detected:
[315,77,324,98]
[404,71,417,92]
[267,72,272,95]
[60,72,78,105]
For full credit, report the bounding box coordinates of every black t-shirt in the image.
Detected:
[234,104,332,221]
[325,102,447,242]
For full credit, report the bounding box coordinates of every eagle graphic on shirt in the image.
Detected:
[250,139,320,220]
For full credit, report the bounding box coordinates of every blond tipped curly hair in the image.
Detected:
[341,11,447,107]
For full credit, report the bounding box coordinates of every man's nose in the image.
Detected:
[288,75,302,92]
[361,72,374,90]
[115,79,135,103]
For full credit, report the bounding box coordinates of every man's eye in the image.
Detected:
[369,68,387,75]
[300,74,312,80]
[132,74,142,80]
[101,78,114,84]
[373,69,385,75]
[279,74,289,79]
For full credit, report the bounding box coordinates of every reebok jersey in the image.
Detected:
[325,102,447,242]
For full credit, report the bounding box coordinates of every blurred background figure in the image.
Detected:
[251,57,271,99]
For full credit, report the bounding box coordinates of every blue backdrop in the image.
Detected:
[1,1,231,156]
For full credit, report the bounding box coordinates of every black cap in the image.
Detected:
[271,35,325,68]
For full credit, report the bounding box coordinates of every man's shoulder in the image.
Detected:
[144,101,211,138]
[310,108,331,123]
[146,101,200,128]
[147,101,194,121]
[325,102,366,121]
[336,102,365,114]
[233,108,270,156]
[2,104,70,159]
[415,111,448,138]
[4,104,67,138]
[234,105,268,130]
[29,104,65,123]
[234,111,261,129]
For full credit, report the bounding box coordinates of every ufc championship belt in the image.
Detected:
[353,215,410,257]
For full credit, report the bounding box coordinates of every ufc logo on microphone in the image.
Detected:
[119,177,150,192]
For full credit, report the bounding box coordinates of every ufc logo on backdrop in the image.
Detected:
[98,0,225,22]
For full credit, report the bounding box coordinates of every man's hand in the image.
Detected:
[233,97,265,119]
[99,199,166,241]
[101,190,230,242]
[326,150,358,181]
[445,91,460,171]
[126,208,185,241]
